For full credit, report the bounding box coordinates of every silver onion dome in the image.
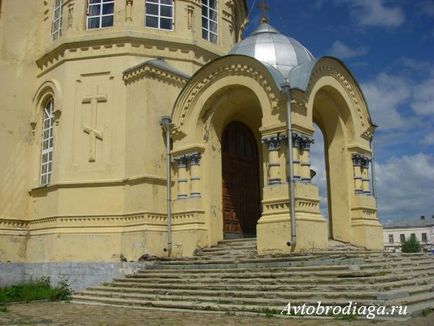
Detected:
[229,22,315,77]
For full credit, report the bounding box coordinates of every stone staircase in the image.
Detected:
[72,239,434,319]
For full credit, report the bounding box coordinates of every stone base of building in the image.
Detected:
[0,261,149,291]
[351,221,384,250]
[256,214,328,253]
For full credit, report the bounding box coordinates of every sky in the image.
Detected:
[244,0,434,223]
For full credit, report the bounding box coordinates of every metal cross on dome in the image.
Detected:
[257,0,270,23]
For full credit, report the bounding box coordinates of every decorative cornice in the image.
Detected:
[123,61,189,87]
[0,209,205,232]
[35,34,221,75]
[29,174,167,196]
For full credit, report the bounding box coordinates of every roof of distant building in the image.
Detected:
[383,216,434,229]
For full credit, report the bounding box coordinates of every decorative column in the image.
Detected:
[291,133,301,181]
[125,0,133,22]
[352,154,371,194]
[174,155,189,199]
[189,152,202,198]
[361,157,371,195]
[293,133,314,183]
[262,135,282,185]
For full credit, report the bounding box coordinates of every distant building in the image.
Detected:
[383,216,434,253]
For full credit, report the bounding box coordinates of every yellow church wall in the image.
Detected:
[0,0,41,223]
[1,0,385,264]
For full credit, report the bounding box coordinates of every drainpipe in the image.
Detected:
[160,116,172,257]
[370,137,377,199]
[281,82,296,248]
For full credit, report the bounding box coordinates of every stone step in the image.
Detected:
[111,272,434,288]
[128,268,434,282]
[148,260,434,274]
[386,290,434,306]
[71,294,432,319]
[72,294,381,312]
[88,279,434,299]
[149,258,434,271]
[76,288,379,305]
[71,235,434,318]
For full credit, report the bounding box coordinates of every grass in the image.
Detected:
[0,277,71,307]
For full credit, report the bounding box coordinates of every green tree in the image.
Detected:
[401,236,421,253]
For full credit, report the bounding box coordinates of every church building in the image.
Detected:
[0,0,383,272]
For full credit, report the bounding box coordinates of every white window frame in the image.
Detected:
[40,98,55,186]
[145,0,174,31]
[86,0,115,29]
[201,0,218,43]
[52,0,63,40]
[422,233,427,242]
[388,234,394,244]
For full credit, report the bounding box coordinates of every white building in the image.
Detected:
[383,216,434,253]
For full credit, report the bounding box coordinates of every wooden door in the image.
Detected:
[222,122,261,237]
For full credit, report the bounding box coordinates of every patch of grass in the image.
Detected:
[0,277,71,304]
[335,313,358,321]
[261,307,277,318]
[421,308,432,317]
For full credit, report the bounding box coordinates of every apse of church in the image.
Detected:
[0,0,383,266]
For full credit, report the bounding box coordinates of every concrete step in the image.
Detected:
[88,279,434,298]
[72,294,381,313]
[71,236,434,317]
[77,288,380,303]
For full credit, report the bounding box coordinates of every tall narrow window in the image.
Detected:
[145,0,174,30]
[40,98,55,185]
[52,0,63,40]
[400,234,405,243]
[388,234,394,244]
[422,233,427,242]
[202,0,217,43]
[87,0,114,29]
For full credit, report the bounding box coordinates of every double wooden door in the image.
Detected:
[222,122,261,237]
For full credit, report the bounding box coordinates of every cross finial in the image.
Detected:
[257,0,270,24]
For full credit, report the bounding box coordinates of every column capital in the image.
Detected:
[352,153,371,168]
[187,152,202,165]
[173,155,189,168]
[261,134,282,150]
[292,132,314,149]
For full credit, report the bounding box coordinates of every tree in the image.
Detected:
[401,236,421,253]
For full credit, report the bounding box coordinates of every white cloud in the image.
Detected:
[310,124,329,219]
[423,131,434,145]
[417,0,434,17]
[375,154,434,220]
[411,78,434,115]
[341,0,405,28]
[360,73,411,130]
[328,40,369,59]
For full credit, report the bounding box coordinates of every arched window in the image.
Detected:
[40,98,55,185]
